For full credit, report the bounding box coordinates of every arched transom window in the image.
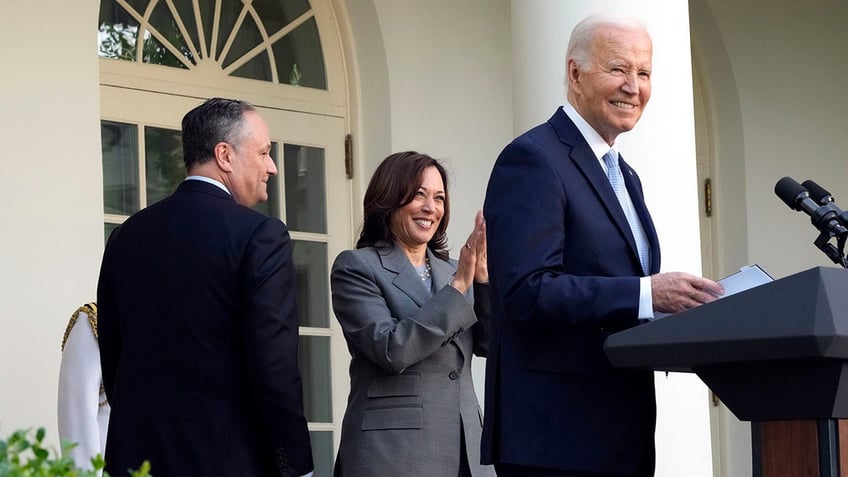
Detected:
[98,0,327,89]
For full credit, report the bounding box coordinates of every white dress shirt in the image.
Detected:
[563,103,655,319]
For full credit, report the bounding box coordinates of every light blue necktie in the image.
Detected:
[603,149,649,274]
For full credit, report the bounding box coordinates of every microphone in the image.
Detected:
[802,179,835,205]
[802,179,848,229]
[774,176,848,237]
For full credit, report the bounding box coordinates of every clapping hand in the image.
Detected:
[451,210,488,293]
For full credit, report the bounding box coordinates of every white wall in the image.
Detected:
[371,0,513,233]
[698,0,848,279]
[689,0,750,280]
[0,0,103,440]
[333,0,393,238]
[512,1,713,476]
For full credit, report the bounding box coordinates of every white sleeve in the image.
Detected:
[58,312,104,470]
[638,275,654,319]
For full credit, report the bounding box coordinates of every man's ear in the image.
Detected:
[566,59,581,89]
[214,142,234,172]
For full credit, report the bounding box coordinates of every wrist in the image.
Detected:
[450,279,469,294]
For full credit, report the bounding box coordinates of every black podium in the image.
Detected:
[604,266,848,477]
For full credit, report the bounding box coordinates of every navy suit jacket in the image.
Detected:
[98,180,313,477]
[481,107,660,475]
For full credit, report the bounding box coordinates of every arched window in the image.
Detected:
[98,0,327,89]
[98,2,351,474]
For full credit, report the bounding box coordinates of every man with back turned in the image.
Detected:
[98,98,313,476]
[482,16,724,476]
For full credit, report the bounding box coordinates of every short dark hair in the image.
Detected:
[181,97,256,171]
[357,151,451,261]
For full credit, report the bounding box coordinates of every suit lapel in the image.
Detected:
[549,109,642,266]
[379,243,431,307]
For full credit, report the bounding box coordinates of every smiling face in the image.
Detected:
[226,111,277,207]
[567,23,652,145]
[389,165,446,256]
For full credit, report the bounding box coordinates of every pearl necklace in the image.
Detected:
[418,257,432,281]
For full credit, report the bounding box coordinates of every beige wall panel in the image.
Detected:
[0,0,103,441]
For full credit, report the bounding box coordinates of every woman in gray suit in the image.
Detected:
[331,151,495,477]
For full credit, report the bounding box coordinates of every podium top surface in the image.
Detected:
[604,266,848,371]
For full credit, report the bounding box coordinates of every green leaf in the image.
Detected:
[91,453,105,469]
[60,439,77,454]
[33,446,49,460]
[130,459,152,477]
[0,427,153,476]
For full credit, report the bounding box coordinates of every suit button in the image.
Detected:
[449,371,459,380]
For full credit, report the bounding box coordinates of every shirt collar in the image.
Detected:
[563,102,617,162]
[185,175,231,196]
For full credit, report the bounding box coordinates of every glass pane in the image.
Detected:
[308,431,333,477]
[145,126,184,206]
[298,335,332,422]
[98,1,141,61]
[213,0,242,61]
[197,0,216,55]
[125,0,151,13]
[148,0,196,66]
[223,12,263,72]
[171,0,203,59]
[104,223,120,246]
[231,50,273,82]
[252,143,280,217]
[292,240,329,328]
[102,121,140,215]
[141,31,190,69]
[271,17,326,89]
[283,144,326,233]
[253,0,310,34]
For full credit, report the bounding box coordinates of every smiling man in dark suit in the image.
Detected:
[482,16,724,477]
[97,98,313,477]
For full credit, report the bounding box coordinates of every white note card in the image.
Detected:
[717,264,773,298]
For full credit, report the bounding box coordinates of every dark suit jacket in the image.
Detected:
[330,244,495,477]
[98,179,313,477]
[481,107,661,476]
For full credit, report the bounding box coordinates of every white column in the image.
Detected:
[511,2,713,477]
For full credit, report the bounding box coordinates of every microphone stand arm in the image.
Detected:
[813,230,848,268]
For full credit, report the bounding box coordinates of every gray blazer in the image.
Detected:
[331,243,495,477]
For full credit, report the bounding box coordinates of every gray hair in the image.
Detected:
[566,15,649,72]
